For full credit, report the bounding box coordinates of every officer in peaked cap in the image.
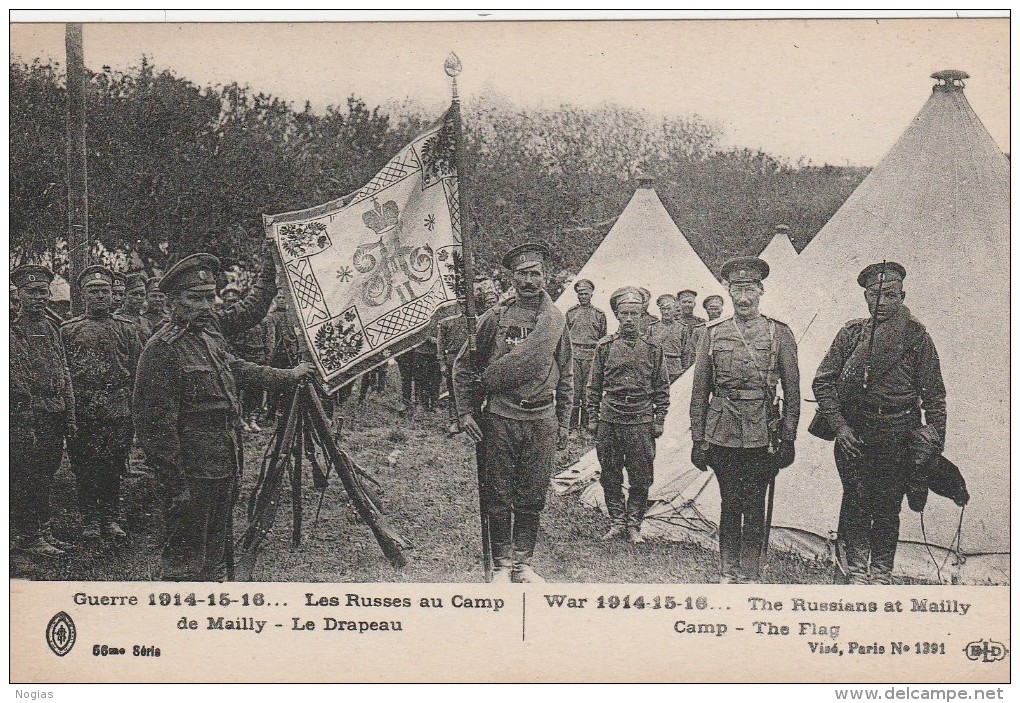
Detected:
[454,241,573,583]
[565,278,607,432]
[134,250,312,580]
[588,286,670,543]
[813,260,946,585]
[10,263,77,557]
[62,264,143,541]
[690,256,801,583]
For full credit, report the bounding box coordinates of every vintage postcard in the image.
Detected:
[7,12,1010,688]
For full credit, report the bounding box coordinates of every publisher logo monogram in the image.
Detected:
[45,612,76,657]
[963,639,1007,663]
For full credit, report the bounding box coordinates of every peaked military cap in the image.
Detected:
[11,264,55,289]
[502,243,549,272]
[146,276,163,291]
[721,257,769,284]
[573,278,594,292]
[125,273,148,291]
[111,271,127,291]
[857,261,906,288]
[160,253,221,293]
[637,287,651,304]
[676,289,698,299]
[656,293,677,306]
[78,265,114,289]
[702,294,724,308]
[610,286,644,313]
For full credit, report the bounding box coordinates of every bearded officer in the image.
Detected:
[587,287,670,543]
[689,257,800,583]
[565,278,607,430]
[812,262,947,585]
[10,265,77,557]
[453,243,573,583]
[133,254,313,581]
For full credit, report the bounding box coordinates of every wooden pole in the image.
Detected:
[65,23,89,315]
[445,53,477,349]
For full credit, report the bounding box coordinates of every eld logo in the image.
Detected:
[963,639,1007,663]
[46,611,76,657]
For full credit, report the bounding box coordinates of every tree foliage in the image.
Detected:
[9,58,865,279]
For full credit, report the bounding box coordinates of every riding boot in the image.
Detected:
[488,510,513,582]
[602,493,626,540]
[625,484,649,543]
[511,511,545,583]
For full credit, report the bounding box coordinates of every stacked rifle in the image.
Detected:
[236,383,410,579]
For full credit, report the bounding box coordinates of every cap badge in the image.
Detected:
[28,274,36,282]
[94,273,102,280]
[198,270,213,282]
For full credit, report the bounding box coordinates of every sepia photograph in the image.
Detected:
[7,11,1010,686]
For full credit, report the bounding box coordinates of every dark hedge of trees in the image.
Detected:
[10,57,867,277]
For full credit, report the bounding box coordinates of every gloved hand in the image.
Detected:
[557,425,569,450]
[652,422,664,439]
[773,440,796,470]
[691,442,709,471]
[586,417,599,434]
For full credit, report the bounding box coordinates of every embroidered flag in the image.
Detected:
[266,109,463,393]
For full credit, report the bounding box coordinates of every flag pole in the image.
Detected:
[446,53,477,349]
[446,52,492,582]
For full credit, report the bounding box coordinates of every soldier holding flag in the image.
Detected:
[454,243,573,583]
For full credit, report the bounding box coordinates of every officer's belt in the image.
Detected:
[571,342,597,349]
[714,388,766,400]
[664,353,682,359]
[514,395,554,411]
[605,391,650,403]
[856,400,918,417]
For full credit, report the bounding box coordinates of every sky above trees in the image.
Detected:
[10,15,1009,166]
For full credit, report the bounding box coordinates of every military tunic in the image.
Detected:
[587,332,670,528]
[646,319,689,382]
[812,305,946,583]
[61,311,142,526]
[452,294,573,565]
[690,314,800,579]
[10,316,74,539]
[678,314,707,374]
[134,322,294,581]
[566,303,608,420]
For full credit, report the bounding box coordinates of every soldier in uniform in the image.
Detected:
[61,266,143,540]
[454,243,573,583]
[133,253,313,581]
[10,265,77,557]
[690,258,800,583]
[142,276,168,336]
[587,287,671,543]
[812,262,947,585]
[636,287,659,336]
[220,282,276,431]
[676,288,707,372]
[111,271,127,312]
[565,279,608,430]
[117,273,153,339]
[414,323,443,412]
[647,293,689,383]
[703,294,724,322]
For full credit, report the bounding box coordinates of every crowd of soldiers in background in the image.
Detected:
[8,254,721,563]
[9,263,299,559]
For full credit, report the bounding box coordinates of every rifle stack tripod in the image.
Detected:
[236,382,410,579]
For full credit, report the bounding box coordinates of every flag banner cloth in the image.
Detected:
[265,109,462,393]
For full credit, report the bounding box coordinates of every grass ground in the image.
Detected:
[12,374,841,584]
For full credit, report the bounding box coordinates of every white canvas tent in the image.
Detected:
[554,179,729,326]
[560,73,1009,584]
[553,179,729,487]
[758,227,799,320]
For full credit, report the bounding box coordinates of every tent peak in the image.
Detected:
[635,174,655,189]
[931,69,969,92]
